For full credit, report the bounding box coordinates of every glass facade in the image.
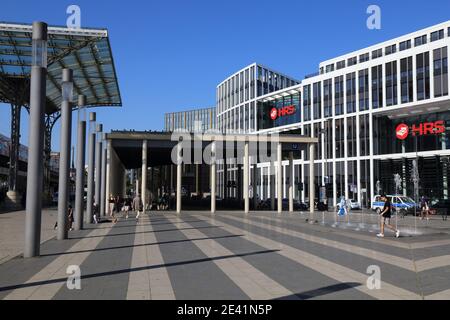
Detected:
[165,107,216,133]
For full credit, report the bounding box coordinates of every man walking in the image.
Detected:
[377,195,400,238]
[133,193,143,221]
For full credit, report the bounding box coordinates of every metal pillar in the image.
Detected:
[105,140,111,215]
[309,143,316,219]
[270,163,275,211]
[57,68,73,240]
[8,104,21,192]
[95,124,103,213]
[142,140,148,214]
[224,159,228,200]
[211,142,216,214]
[176,143,182,214]
[100,134,107,217]
[74,95,86,231]
[253,160,258,211]
[289,152,294,213]
[24,22,47,258]
[244,142,250,213]
[86,112,96,224]
[277,142,283,214]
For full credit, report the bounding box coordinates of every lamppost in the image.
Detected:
[24,22,48,258]
[57,68,74,240]
[74,95,86,231]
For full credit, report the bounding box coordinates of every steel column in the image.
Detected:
[57,68,73,240]
[74,95,86,231]
[86,112,96,224]
[24,22,47,258]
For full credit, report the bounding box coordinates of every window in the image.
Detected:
[372,49,382,59]
[348,56,357,66]
[323,79,333,118]
[372,65,383,109]
[399,40,411,51]
[385,44,396,55]
[400,57,414,103]
[326,64,335,73]
[434,47,448,97]
[431,29,444,42]
[416,52,430,100]
[347,117,357,157]
[385,61,398,106]
[313,82,322,120]
[359,53,370,63]
[335,119,345,159]
[303,85,311,122]
[334,76,344,116]
[414,35,427,47]
[360,114,370,156]
[346,72,356,113]
[358,69,369,111]
[336,60,346,70]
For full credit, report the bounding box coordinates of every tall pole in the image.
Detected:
[95,124,103,213]
[309,143,316,222]
[211,141,216,214]
[100,133,107,217]
[277,142,283,214]
[86,112,96,224]
[74,95,86,231]
[142,140,148,214]
[289,152,294,213]
[24,22,48,258]
[244,141,250,214]
[176,143,182,214]
[57,68,74,240]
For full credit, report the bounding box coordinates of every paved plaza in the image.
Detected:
[0,210,450,300]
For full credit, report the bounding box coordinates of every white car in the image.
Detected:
[336,200,361,210]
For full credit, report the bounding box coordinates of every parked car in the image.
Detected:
[372,195,417,216]
[429,199,450,220]
[335,200,361,211]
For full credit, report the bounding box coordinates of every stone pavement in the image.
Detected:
[0,208,58,264]
[0,211,450,300]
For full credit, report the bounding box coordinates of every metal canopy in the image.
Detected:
[0,22,122,112]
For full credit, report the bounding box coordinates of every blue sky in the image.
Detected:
[1,0,450,151]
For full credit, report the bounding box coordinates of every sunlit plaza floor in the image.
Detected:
[0,210,450,300]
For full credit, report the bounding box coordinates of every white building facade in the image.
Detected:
[216,22,450,207]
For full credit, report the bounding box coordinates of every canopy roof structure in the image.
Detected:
[0,22,122,112]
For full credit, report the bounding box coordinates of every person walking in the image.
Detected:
[133,193,143,221]
[337,196,347,217]
[123,196,132,219]
[108,194,115,217]
[377,195,400,238]
[420,196,430,221]
[68,204,74,231]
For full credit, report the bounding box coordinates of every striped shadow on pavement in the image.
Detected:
[190,214,422,300]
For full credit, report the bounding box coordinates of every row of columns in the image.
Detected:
[24,20,109,257]
[165,140,316,216]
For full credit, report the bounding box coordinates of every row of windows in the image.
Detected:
[308,48,448,121]
[217,66,299,115]
[217,102,256,133]
[321,26,450,75]
[164,108,216,132]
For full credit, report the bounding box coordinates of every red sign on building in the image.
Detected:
[270,105,296,120]
[396,121,445,140]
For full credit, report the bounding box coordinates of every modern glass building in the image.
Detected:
[252,21,450,207]
[217,63,300,134]
[165,21,450,208]
[164,107,216,133]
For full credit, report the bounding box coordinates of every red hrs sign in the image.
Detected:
[270,105,296,120]
[396,121,445,140]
